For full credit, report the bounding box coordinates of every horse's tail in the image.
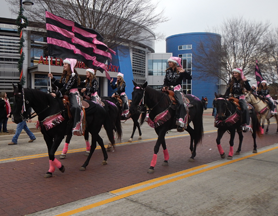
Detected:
[251,109,262,137]
[193,101,204,145]
[103,102,122,145]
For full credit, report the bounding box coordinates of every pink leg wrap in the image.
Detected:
[85,141,90,151]
[217,144,224,155]
[48,160,55,173]
[163,149,169,161]
[228,146,234,157]
[260,127,264,135]
[53,158,62,169]
[150,154,157,167]
[62,143,69,154]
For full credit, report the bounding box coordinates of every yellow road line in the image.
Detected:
[0,130,216,163]
[57,145,278,216]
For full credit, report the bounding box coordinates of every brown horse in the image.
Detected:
[245,92,278,134]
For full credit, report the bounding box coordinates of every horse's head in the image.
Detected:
[214,93,229,120]
[244,91,253,103]
[12,83,30,123]
[131,80,148,113]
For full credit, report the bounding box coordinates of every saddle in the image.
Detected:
[63,95,72,119]
[166,90,177,105]
[113,95,123,107]
[228,97,241,110]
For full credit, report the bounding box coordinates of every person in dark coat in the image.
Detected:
[224,68,252,132]
[257,80,277,114]
[48,58,83,136]
[162,56,192,131]
[0,94,6,132]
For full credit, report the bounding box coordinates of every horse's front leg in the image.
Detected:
[216,128,226,159]
[161,138,169,166]
[45,134,65,178]
[148,128,167,174]
[128,117,137,142]
[235,129,243,155]
[227,129,236,160]
[60,121,73,159]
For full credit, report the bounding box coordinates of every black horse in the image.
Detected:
[214,94,261,159]
[12,84,118,177]
[132,81,204,173]
[201,96,208,110]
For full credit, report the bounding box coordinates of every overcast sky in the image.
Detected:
[152,0,278,52]
[1,0,278,53]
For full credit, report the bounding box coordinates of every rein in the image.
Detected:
[21,88,50,120]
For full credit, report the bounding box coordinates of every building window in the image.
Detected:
[178,44,192,50]
[132,48,146,84]
[148,59,168,76]
[179,54,192,94]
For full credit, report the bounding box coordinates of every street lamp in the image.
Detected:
[17,0,34,84]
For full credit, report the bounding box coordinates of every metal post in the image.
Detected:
[48,56,52,92]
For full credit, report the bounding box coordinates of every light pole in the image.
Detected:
[16,0,34,84]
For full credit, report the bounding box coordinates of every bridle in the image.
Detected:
[216,97,232,117]
[135,86,171,113]
[15,88,49,121]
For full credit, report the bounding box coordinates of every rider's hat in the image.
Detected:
[63,58,77,74]
[261,80,267,84]
[86,68,95,75]
[117,72,124,78]
[168,57,182,67]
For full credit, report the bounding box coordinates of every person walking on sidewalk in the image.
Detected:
[0,94,6,131]
[8,108,36,145]
[1,92,11,133]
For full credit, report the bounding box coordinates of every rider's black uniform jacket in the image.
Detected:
[163,68,192,87]
[257,88,270,97]
[110,81,126,95]
[51,74,79,97]
[84,78,98,97]
[224,78,251,98]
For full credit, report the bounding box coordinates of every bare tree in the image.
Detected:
[193,18,272,84]
[6,0,167,49]
[262,28,278,83]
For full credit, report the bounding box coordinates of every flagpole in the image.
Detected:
[48,56,52,92]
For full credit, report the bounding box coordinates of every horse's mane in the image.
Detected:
[25,88,58,106]
[146,86,168,103]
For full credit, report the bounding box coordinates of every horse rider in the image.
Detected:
[257,80,277,114]
[110,72,129,118]
[162,56,192,131]
[224,68,252,132]
[81,68,100,102]
[251,84,257,95]
[48,58,83,136]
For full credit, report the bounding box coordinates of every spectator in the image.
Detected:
[0,94,6,131]
[8,107,36,145]
[1,92,11,133]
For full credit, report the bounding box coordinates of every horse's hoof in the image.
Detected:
[59,165,65,173]
[162,161,168,166]
[107,147,112,152]
[221,153,226,159]
[227,156,233,160]
[188,158,195,162]
[253,150,258,153]
[138,136,142,140]
[128,138,133,142]
[60,154,66,159]
[235,151,240,155]
[44,172,52,178]
[79,167,86,171]
[147,167,154,174]
[84,151,90,156]
[102,160,108,165]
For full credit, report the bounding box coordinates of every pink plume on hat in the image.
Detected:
[232,68,245,80]
[63,58,77,73]
[168,57,182,67]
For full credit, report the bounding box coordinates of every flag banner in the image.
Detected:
[45,11,115,79]
[255,60,264,86]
